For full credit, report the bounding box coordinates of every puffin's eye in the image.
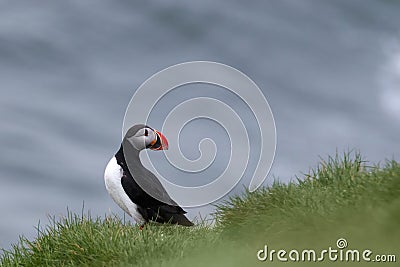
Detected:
[144,129,149,136]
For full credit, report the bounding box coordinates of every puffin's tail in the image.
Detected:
[148,205,194,226]
[168,213,194,226]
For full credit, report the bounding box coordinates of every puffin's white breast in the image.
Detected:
[104,157,144,224]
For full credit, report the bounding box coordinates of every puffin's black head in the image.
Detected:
[124,124,169,151]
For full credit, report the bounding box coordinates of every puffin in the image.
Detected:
[104,124,193,227]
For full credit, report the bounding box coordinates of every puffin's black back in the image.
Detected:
[115,145,193,226]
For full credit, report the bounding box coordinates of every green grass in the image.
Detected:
[1,152,399,266]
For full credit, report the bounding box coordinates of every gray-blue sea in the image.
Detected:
[1,0,400,250]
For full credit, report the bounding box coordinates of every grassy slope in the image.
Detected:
[1,153,399,266]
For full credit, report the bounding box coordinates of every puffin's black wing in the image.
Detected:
[116,144,193,226]
[121,171,193,226]
[135,166,181,207]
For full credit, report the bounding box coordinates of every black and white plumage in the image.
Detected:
[104,124,193,227]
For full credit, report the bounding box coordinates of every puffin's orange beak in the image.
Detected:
[149,130,169,150]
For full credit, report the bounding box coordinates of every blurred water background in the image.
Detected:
[1,0,400,250]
